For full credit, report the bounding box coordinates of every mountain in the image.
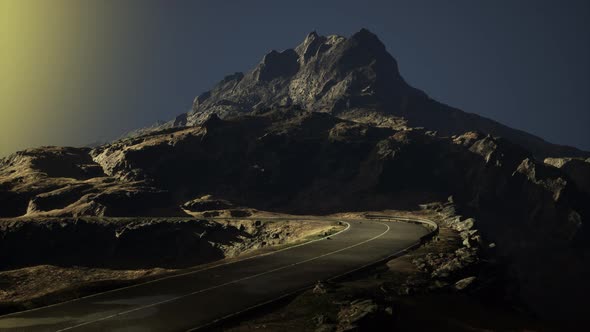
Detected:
[2,109,589,320]
[1,29,589,321]
[141,28,588,159]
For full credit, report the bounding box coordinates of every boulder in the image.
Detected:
[454,276,477,291]
[335,299,393,331]
[544,157,590,194]
[182,196,234,212]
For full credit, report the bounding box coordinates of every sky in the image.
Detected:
[1,0,589,157]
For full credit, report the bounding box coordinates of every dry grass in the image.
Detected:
[0,265,173,304]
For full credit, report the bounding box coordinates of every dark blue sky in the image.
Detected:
[2,0,589,155]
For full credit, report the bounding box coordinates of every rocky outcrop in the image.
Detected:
[454,276,477,291]
[177,29,418,126]
[182,195,234,212]
[314,298,395,332]
[334,299,394,332]
[545,157,590,194]
[0,146,183,218]
[0,146,105,181]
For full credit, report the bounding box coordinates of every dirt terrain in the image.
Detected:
[0,215,341,315]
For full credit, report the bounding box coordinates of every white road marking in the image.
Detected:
[55,222,390,331]
[189,222,409,331]
[0,218,350,321]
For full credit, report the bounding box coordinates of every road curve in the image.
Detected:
[0,219,429,332]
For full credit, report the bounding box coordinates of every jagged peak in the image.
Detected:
[261,49,297,63]
[295,31,347,63]
[351,28,379,41]
[346,28,388,54]
[298,29,384,48]
[256,48,299,82]
[220,72,244,84]
[295,31,322,57]
[305,31,319,42]
[294,29,390,68]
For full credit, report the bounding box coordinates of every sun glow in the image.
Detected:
[0,1,147,156]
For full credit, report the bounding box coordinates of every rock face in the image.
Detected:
[544,157,590,194]
[335,299,394,332]
[181,29,417,125]
[454,276,477,291]
[181,195,234,212]
[141,29,588,159]
[0,146,180,218]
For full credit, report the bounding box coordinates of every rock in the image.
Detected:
[544,157,590,194]
[384,306,394,316]
[229,209,252,218]
[182,196,233,212]
[313,314,329,326]
[336,300,378,331]
[315,324,336,332]
[335,299,394,331]
[433,280,449,289]
[313,281,328,294]
[202,113,223,130]
[255,49,300,82]
[202,211,220,218]
[0,146,181,218]
[398,286,411,295]
[454,276,477,290]
[456,218,475,232]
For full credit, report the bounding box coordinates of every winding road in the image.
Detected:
[0,219,429,331]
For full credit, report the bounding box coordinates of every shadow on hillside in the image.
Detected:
[0,217,250,271]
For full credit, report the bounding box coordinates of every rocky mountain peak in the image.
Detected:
[349,28,386,49]
[255,49,300,82]
[295,31,329,63]
[344,28,397,69]
[142,28,588,159]
[177,28,413,126]
[298,30,321,49]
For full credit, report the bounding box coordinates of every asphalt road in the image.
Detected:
[0,219,429,332]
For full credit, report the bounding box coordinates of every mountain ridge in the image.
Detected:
[135,29,588,159]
